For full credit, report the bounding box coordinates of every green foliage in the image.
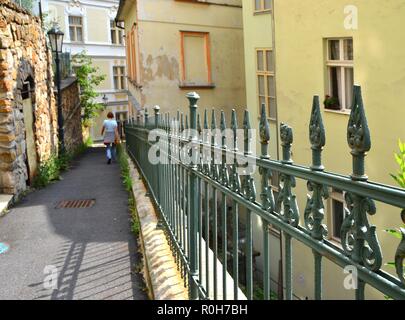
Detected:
[32,153,61,189]
[117,144,132,192]
[32,140,91,189]
[323,95,340,110]
[72,51,106,126]
[390,139,405,188]
[239,283,278,300]
[129,195,140,236]
[19,0,33,12]
[117,144,140,236]
[383,228,403,240]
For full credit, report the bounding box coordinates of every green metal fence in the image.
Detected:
[124,85,405,300]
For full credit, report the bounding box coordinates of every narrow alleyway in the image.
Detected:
[0,147,147,300]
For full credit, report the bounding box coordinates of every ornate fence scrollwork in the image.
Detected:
[124,86,405,300]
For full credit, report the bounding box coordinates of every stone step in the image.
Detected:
[0,194,13,214]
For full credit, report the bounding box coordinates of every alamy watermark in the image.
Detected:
[343,265,358,290]
[43,265,58,290]
[148,127,257,176]
[344,5,358,30]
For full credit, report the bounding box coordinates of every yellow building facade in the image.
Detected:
[115,0,246,118]
[241,0,284,298]
[243,0,405,299]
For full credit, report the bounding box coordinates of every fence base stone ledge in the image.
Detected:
[128,158,189,300]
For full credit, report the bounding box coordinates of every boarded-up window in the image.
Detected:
[181,32,211,85]
[131,26,137,82]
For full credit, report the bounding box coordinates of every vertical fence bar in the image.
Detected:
[259,104,274,300]
[278,122,299,301]
[220,111,229,300]
[211,110,218,300]
[197,114,203,296]
[242,111,255,300]
[307,96,328,300]
[187,92,200,300]
[230,110,240,300]
[285,233,292,300]
[203,109,210,298]
[154,106,160,210]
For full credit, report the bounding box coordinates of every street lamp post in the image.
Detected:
[102,94,109,109]
[47,27,65,153]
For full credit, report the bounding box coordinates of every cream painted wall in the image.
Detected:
[86,8,109,43]
[92,60,112,91]
[48,3,66,32]
[274,0,405,299]
[119,0,246,119]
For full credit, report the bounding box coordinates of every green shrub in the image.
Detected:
[32,141,91,189]
[117,144,140,236]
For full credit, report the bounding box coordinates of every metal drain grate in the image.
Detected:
[56,199,95,209]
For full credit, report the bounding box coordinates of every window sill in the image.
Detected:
[329,237,343,250]
[253,10,272,16]
[179,83,216,89]
[324,108,351,116]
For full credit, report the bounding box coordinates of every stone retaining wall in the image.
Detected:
[0,0,58,194]
[60,77,82,154]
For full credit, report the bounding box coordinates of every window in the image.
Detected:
[180,31,212,87]
[329,189,348,242]
[113,66,126,90]
[256,48,276,119]
[110,20,124,45]
[126,25,138,83]
[254,0,272,13]
[69,16,83,42]
[325,38,354,111]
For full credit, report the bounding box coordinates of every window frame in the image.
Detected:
[110,20,124,45]
[180,31,213,88]
[256,48,276,121]
[254,0,272,14]
[328,188,348,244]
[126,33,132,80]
[68,15,83,43]
[130,25,137,83]
[325,38,354,112]
[113,66,126,90]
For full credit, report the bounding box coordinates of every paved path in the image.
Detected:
[0,147,147,300]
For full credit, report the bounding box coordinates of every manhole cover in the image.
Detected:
[0,243,9,255]
[56,199,95,209]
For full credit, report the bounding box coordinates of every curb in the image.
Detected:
[128,158,189,300]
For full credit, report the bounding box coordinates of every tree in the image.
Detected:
[72,51,106,126]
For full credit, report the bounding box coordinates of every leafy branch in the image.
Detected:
[390,139,405,187]
[72,51,106,127]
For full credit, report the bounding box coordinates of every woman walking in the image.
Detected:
[101,112,119,164]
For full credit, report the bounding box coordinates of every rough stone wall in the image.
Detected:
[60,77,82,154]
[0,0,57,195]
